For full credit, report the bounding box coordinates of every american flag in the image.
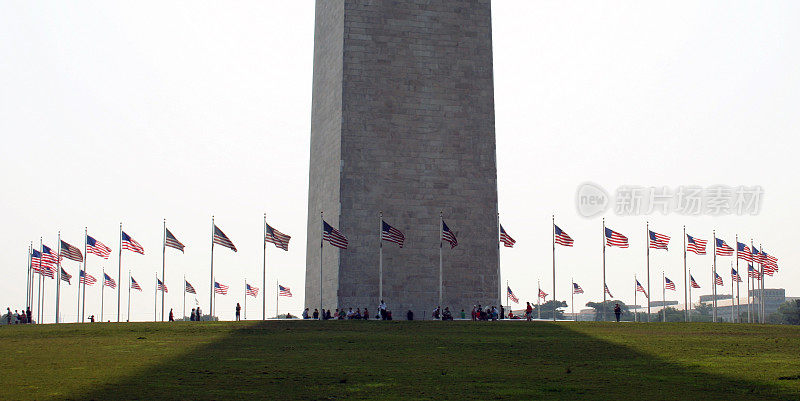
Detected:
[165,228,185,253]
[122,231,145,255]
[103,273,116,289]
[604,284,614,298]
[60,240,84,262]
[747,264,761,280]
[736,242,753,262]
[648,230,670,250]
[131,276,142,291]
[690,275,700,288]
[382,220,405,248]
[38,263,55,278]
[213,225,237,252]
[278,285,292,297]
[686,235,707,255]
[79,270,97,285]
[185,280,196,294]
[41,245,60,266]
[30,249,44,274]
[265,223,291,251]
[751,247,763,264]
[86,235,111,259]
[554,225,574,247]
[605,227,628,248]
[499,225,515,248]
[507,286,519,303]
[157,279,168,293]
[60,268,72,284]
[715,238,734,256]
[664,277,675,291]
[214,281,228,295]
[246,283,259,297]
[714,272,724,286]
[731,268,743,283]
[573,282,584,294]
[762,251,778,276]
[538,288,548,300]
[441,220,457,249]
[322,220,348,249]
[636,280,648,298]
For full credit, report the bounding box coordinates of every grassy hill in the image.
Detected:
[1,321,799,400]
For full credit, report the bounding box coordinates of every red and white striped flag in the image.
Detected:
[648,230,670,250]
[499,225,515,248]
[382,220,405,248]
[122,232,145,254]
[323,220,348,249]
[605,228,628,248]
[278,285,292,297]
[538,288,548,300]
[86,235,111,259]
[664,277,676,291]
[686,235,707,255]
[131,276,142,291]
[554,225,574,247]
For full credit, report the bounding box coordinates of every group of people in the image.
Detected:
[432,306,454,320]
[189,307,203,321]
[5,307,32,324]
[302,300,394,320]
[471,305,502,321]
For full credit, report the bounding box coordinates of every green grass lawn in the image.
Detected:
[2,321,800,400]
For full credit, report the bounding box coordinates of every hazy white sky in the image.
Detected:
[1,1,798,322]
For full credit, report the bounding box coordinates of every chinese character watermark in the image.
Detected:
[576,184,763,217]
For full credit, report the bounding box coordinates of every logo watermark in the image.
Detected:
[576,184,763,218]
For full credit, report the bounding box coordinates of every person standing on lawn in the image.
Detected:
[614,303,622,322]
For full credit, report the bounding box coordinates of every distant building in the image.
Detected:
[649,300,678,307]
[749,288,786,316]
[699,294,732,302]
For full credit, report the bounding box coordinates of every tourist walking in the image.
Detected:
[235,303,241,321]
[614,303,622,322]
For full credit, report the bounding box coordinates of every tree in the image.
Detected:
[656,307,685,322]
[585,300,631,321]
[532,300,567,320]
[776,300,800,325]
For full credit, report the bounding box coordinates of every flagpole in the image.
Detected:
[244,278,247,320]
[759,243,764,324]
[712,230,717,323]
[210,216,215,319]
[602,218,606,321]
[81,227,87,323]
[56,231,61,324]
[263,213,266,321]
[747,258,751,323]
[276,280,279,318]
[127,270,131,322]
[101,267,104,321]
[662,271,665,323]
[161,219,166,322]
[26,243,31,312]
[117,223,122,323]
[497,212,502,311]
[552,215,556,322]
[634,274,637,323]
[319,211,323,320]
[646,222,650,322]
[571,278,574,321]
[75,242,80,323]
[379,211,383,304]
[506,280,509,311]
[688,268,692,322]
[154,273,157,322]
[730,262,734,323]
[38,238,43,323]
[439,211,443,308]
[683,226,687,322]
[537,279,541,320]
[183,274,186,320]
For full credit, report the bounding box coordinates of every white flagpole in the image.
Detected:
[154,273,157,322]
[76,239,81,323]
[379,211,383,304]
[26,243,31,311]
[571,278,574,321]
[735,234,740,323]
[56,231,61,324]
[712,230,717,323]
[439,211,443,308]
[276,280,279,318]
[127,270,131,322]
[497,212,502,311]
[161,219,166,322]
[101,267,105,322]
[38,238,43,323]
[210,216,215,319]
[537,279,541,320]
[634,274,637,323]
[552,215,556,322]
[244,278,247,320]
[319,211,323,320]
[731,262,735,323]
[183,274,186,320]
[263,213,266,321]
[602,218,607,321]
[759,243,764,324]
[688,268,692,322]
[117,223,122,322]
[683,225,687,322]
[82,227,88,323]
[662,271,665,323]
[646,222,650,322]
